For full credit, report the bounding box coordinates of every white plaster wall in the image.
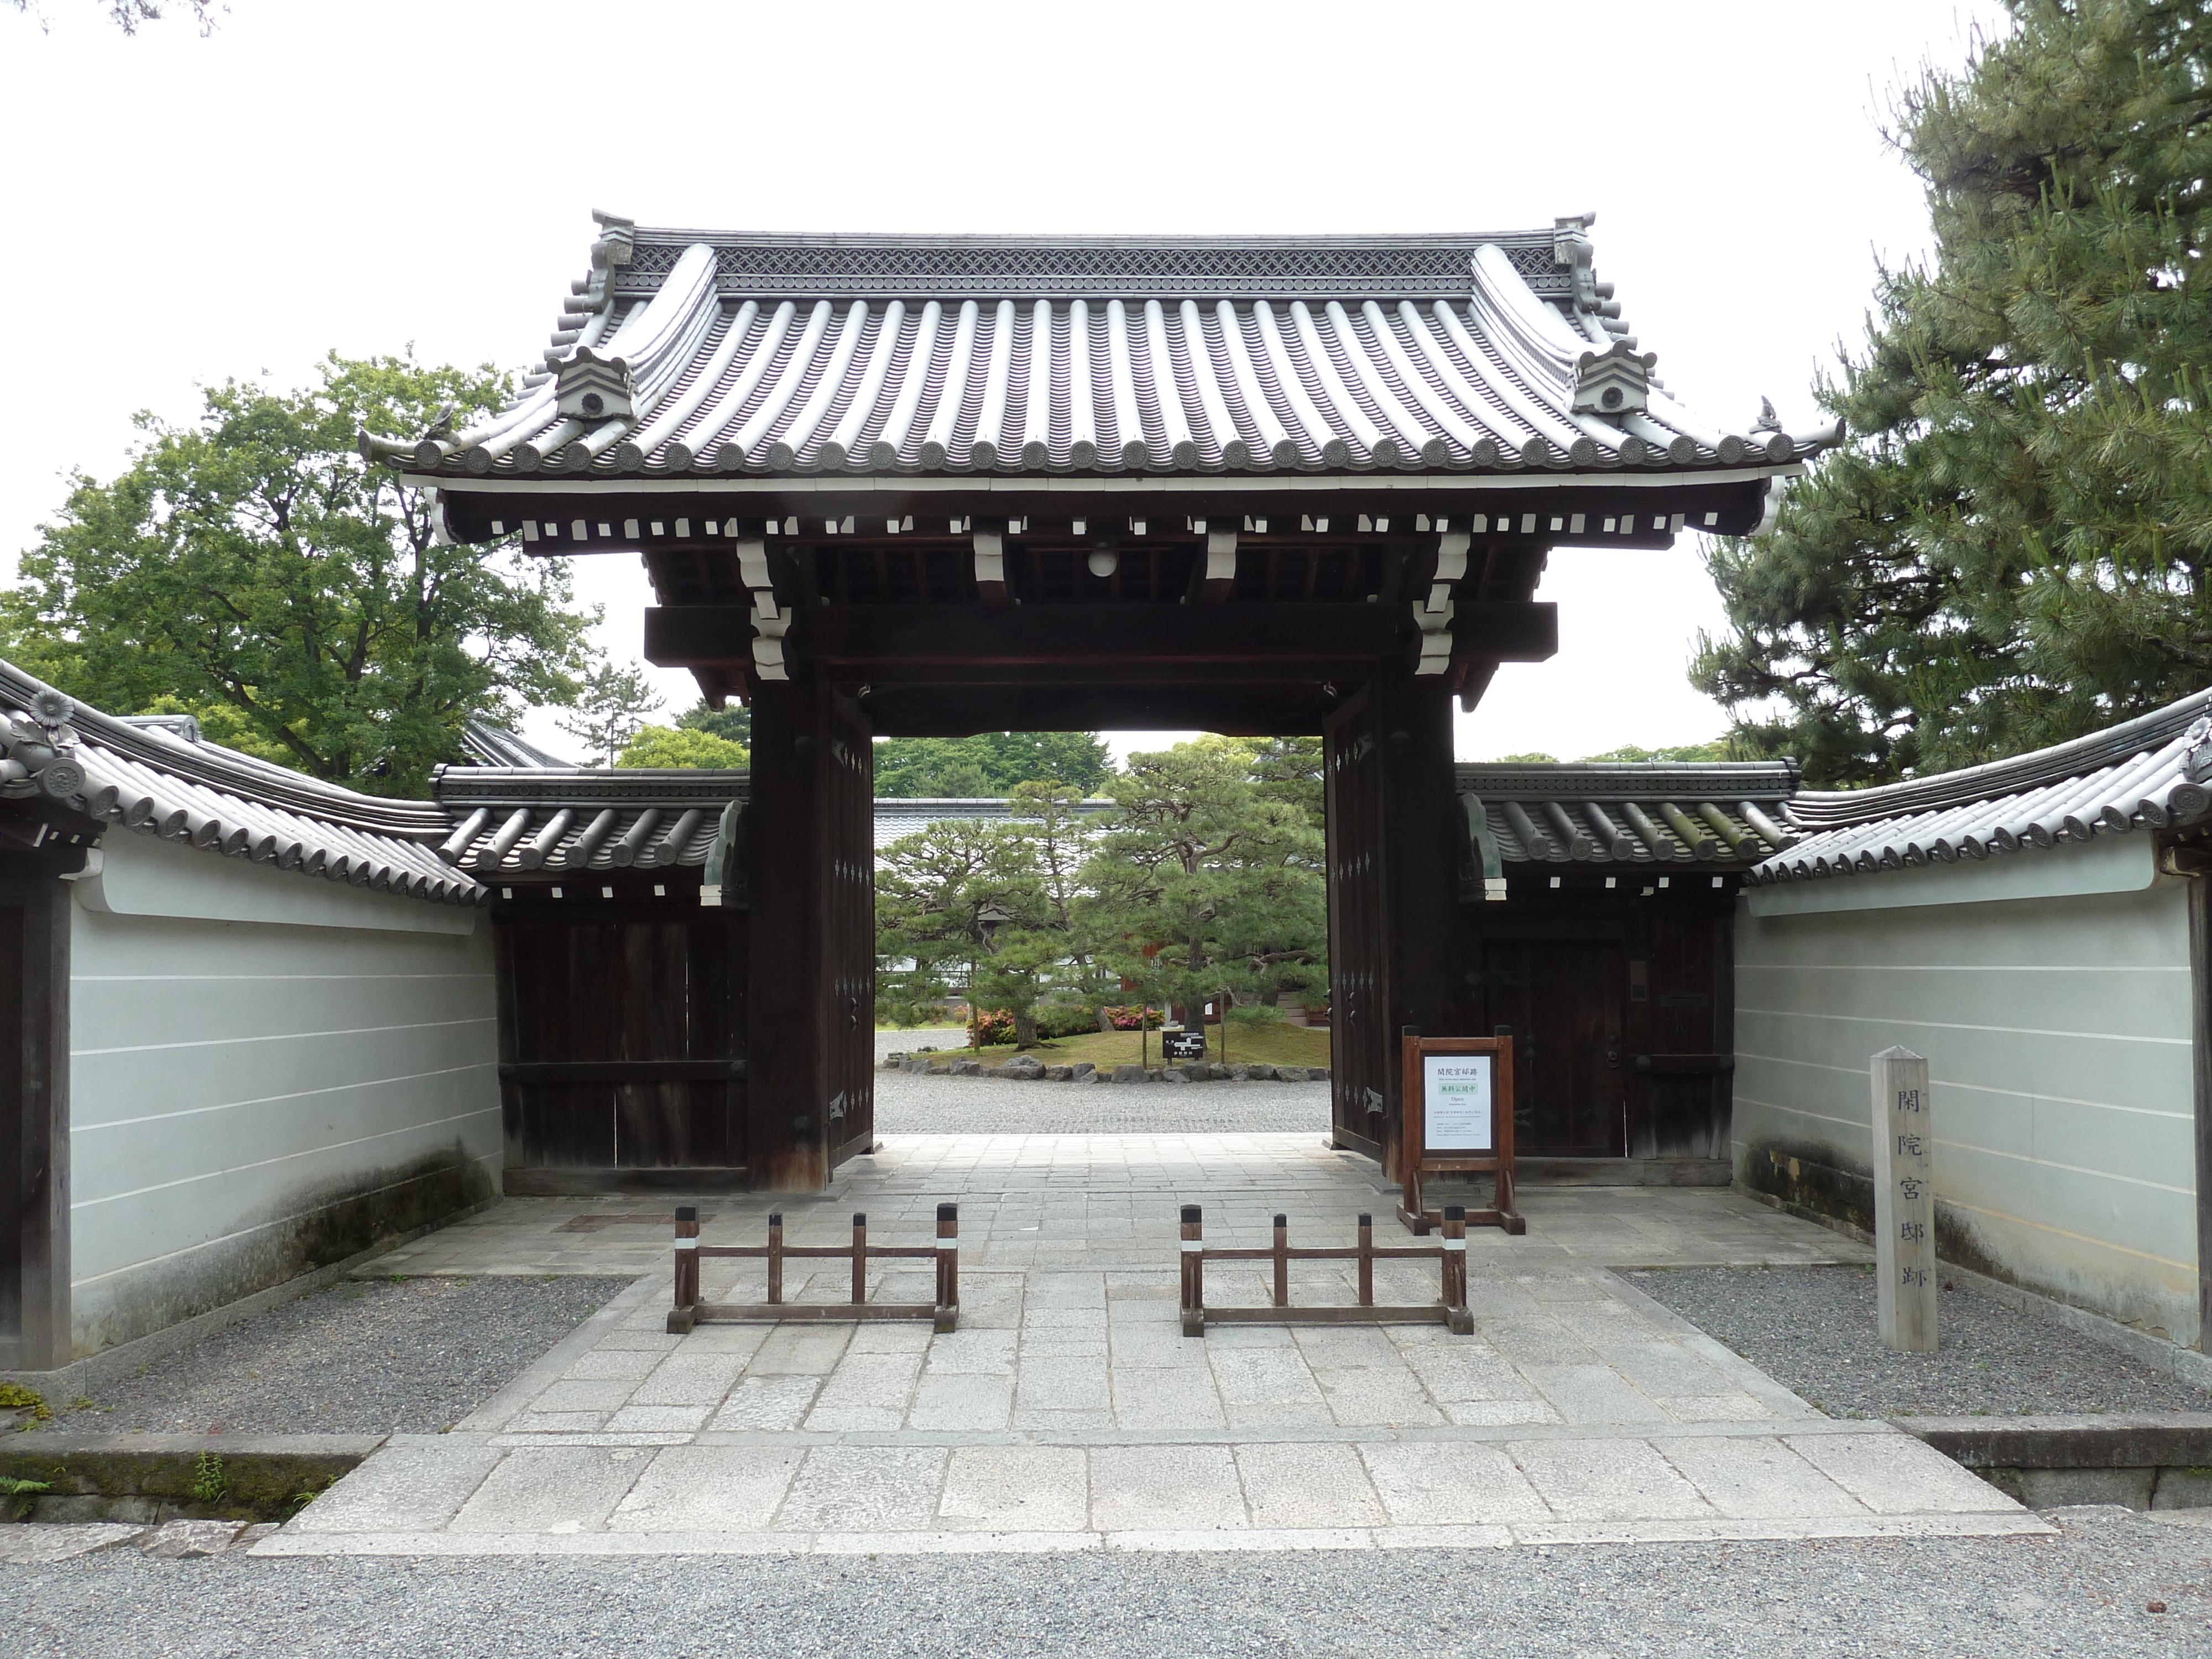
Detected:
[1734,836,2198,1345]
[64,833,500,1355]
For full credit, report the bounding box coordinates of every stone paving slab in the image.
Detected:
[275,1133,2000,1557]
[257,1422,2046,1557]
[366,1134,1869,1280]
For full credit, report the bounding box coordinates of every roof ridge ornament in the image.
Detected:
[0,690,87,802]
[2182,716,2212,784]
[557,347,637,424]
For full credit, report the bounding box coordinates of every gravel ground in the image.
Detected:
[16,1276,630,1436]
[4,1509,2209,1656]
[1630,1264,2212,1418]
[873,1062,1332,1134]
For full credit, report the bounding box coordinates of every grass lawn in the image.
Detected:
[894,1021,1331,1072]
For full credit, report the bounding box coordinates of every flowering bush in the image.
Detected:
[1102,1005,1163,1031]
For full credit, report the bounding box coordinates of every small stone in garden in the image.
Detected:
[1072,1062,1095,1081]
[1278,1066,1307,1082]
[1310,1066,1330,1081]
[142,1519,246,1559]
[1045,1066,1072,1082]
[1229,1064,1249,1081]
[1161,1069,1188,1084]
[1110,1064,1143,1084]
[1001,1056,1045,1081]
[0,1524,145,1564]
[2148,1601,2168,1614]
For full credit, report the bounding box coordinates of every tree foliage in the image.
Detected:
[1693,0,2212,782]
[2,355,596,797]
[676,699,750,748]
[1077,738,1327,1026]
[557,661,662,766]
[872,732,1112,797]
[617,725,749,769]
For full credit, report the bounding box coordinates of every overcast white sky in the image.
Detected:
[0,0,2005,765]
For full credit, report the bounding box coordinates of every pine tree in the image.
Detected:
[1693,1,2212,782]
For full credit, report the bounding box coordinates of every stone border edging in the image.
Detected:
[0,1433,384,1525]
[0,1196,501,1400]
[1892,1413,2212,1511]
[1734,1183,2212,1391]
[885,1053,1331,1086]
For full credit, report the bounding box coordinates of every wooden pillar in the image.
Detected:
[0,854,74,1372]
[744,674,874,1192]
[1325,664,1464,1181]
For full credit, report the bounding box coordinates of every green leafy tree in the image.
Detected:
[872,732,1112,797]
[1578,740,1735,764]
[676,700,751,748]
[617,725,748,769]
[1077,738,1326,1051]
[557,661,663,766]
[1247,735,1324,824]
[2,355,595,797]
[875,819,1053,1045]
[1693,0,2212,783]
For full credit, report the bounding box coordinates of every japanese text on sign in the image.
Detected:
[1423,1055,1494,1151]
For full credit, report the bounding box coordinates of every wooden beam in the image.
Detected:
[857,682,1345,737]
[645,601,1557,676]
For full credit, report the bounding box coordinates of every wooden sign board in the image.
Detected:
[1399,1034,1525,1236]
[1162,1030,1207,1061]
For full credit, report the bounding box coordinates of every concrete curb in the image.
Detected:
[1891,1413,2212,1511]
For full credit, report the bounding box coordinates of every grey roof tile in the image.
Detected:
[371,216,1841,486]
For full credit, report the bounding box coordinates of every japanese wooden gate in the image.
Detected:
[389,217,1832,1192]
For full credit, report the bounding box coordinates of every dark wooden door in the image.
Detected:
[497,894,746,1190]
[1485,937,1627,1157]
[0,904,19,1342]
[1627,915,1732,1158]
[1324,687,1388,1160]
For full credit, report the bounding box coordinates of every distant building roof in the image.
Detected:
[430,762,746,877]
[1457,761,1800,868]
[0,662,484,906]
[872,796,1115,852]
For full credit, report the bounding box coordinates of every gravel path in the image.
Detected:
[1630,1264,2212,1418]
[18,1276,630,1437]
[4,1510,2206,1656]
[873,1062,1332,1134]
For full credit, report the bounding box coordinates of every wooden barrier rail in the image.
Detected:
[667,1203,959,1334]
[1178,1203,1473,1337]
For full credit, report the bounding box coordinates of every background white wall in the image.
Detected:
[64,835,500,1355]
[1733,841,2199,1345]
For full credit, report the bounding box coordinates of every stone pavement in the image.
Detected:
[272,1134,2037,1557]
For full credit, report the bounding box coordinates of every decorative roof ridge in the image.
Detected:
[1786,685,2212,831]
[617,226,1571,253]
[879,795,1116,808]
[1455,760,1801,802]
[0,659,450,841]
[434,764,749,795]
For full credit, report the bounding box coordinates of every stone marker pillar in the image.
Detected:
[1871,1045,1936,1352]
